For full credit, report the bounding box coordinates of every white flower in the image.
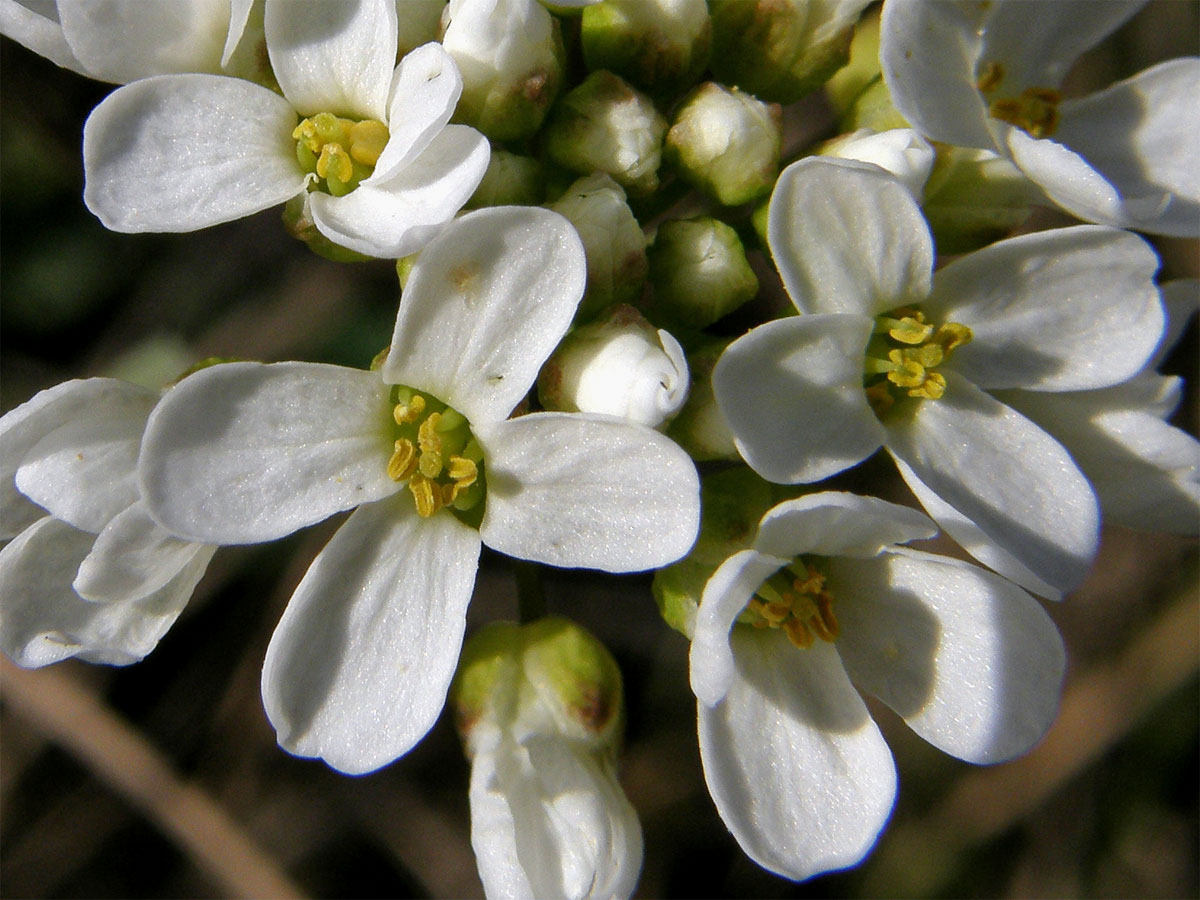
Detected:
[82,0,490,259]
[538,305,689,430]
[713,158,1166,598]
[0,377,215,667]
[880,0,1200,236]
[820,127,935,199]
[454,619,642,900]
[0,0,257,83]
[689,491,1065,881]
[138,206,701,775]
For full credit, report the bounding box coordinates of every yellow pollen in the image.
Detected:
[387,437,418,482]
[384,386,486,520]
[864,306,972,412]
[744,563,840,651]
[976,60,1005,93]
[989,87,1062,138]
[394,394,426,424]
[294,112,389,195]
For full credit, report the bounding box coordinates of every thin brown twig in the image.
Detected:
[1,658,306,900]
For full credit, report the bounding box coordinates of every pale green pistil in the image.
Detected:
[294,112,389,196]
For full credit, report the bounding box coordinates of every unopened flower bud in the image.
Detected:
[543,70,668,195]
[546,173,647,316]
[646,217,758,330]
[708,0,872,103]
[396,0,448,58]
[539,305,689,429]
[441,0,564,141]
[820,128,935,199]
[580,0,711,98]
[922,146,1046,254]
[665,82,781,206]
[467,149,545,207]
[665,337,740,462]
[823,3,882,118]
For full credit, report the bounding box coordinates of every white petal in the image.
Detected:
[222,0,255,69]
[83,74,303,233]
[834,549,1065,764]
[879,0,995,149]
[308,124,490,259]
[59,0,230,83]
[690,549,787,707]
[1055,58,1200,237]
[753,492,937,561]
[140,362,397,545]
[0,516,210,667]
[265,0,396,120]
[712,315,885,484]
[373,42,464,181]
[885,373,1099,596]
[768,158,933,316]
[825,128,936,199]
[1155,278,1200,368]
[974,0,1144,92]
[74,502,211,603]
[890,455,1063,601]
[926,226,1163,391]
[997,378,1200,535]
[382,207,586,424]
[698,631,897,882]
[470,737,642,900]
[0,378,147,539]
[14,381,156,533]
[261,494,480,774]
[0,0,88,76]
[477,412,700,573]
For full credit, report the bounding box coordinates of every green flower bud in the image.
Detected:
[467,149,545,208]
[708,0,872,103]
[652,467,779,637]
[441,0,565,142]
[840,74,909,133]
[546,173,648,317]
[923,147,1046,255]
[823,2,882,118]
[521,617,624,750]
[664,82,781,206]
[645,217,758,330]
[580,0,711,99]
[396,0,447,58]
[665,338,739,462]
[538,304,689,429]
[543,70,668,196]
[451,621,524,741]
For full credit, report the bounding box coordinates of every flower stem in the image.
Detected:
[514,560,547,623]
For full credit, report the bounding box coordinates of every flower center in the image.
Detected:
[741,559,839,651]
[862,305,972,418]
[976,62,1062,138]
[386,385,486,520]
[294,112,389,196]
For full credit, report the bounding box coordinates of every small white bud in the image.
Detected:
[821,128,935,199]
[539,305,689,429]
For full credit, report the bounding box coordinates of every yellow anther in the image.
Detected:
[409,472,443,518]
[418,412,444,454]
[909,371,946,400]
[448,456,478,488]
[418,450,444,479]
[293,112,349,152]
[865,380,895,417]
[387,438,418,482]
[989,87,1062,138]
[394,393,426,425]
[933,322,973,354]
[316,142,354,184]
[976,60,1005,93]
[783,618,815,649]
[348,120,389,166]
[888,315,934,345]
[886,349,929,388]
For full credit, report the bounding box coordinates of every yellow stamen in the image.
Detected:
[409,472,443,518]
[976,60,1005,93]
[744,562,840,651]
[387,438,418,482]
[865,306,972,413]
[448,456,478,488]
[348,120,389,166]
[989,87,1062,138]
[394,394,426,425]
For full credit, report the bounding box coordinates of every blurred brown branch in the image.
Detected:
[1,658,305,899]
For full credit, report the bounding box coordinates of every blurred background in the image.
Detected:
[1,3,1197,897]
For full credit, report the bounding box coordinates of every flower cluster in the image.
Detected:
[2,0,1196,897]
